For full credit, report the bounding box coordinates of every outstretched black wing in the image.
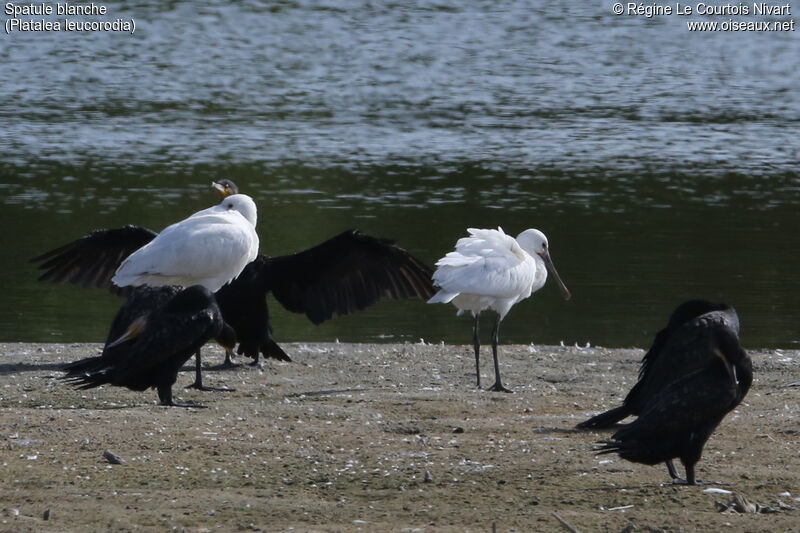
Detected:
[30,225,157,293]
[263,230,435,324]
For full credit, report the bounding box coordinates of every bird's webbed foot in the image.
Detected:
[157,387,208,408]
[209,350,241,370]
[487,381,514,393]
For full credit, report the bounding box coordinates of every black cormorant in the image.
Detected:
[214,229,434,366]
[62,285,236,407]
[594,323,751,484]
[576,300,738,429]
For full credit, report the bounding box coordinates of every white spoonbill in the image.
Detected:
[111,194,259,292]
[428,227,571,392]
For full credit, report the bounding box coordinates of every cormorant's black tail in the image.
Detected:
[262,339,291,362]
[593,440,621,455]
[61,356,112,390]
[593,438,654,465]
[576,405,631,430]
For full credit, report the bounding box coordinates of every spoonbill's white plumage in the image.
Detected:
[111,194,259,292]
[428,227,570,392]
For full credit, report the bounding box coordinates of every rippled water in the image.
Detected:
[2,2,799,348]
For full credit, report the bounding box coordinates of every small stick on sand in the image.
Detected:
[552,511,581,533]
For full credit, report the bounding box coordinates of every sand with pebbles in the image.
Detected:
[0,341,798,532]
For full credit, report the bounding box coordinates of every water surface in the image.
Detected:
[2,2,799,348]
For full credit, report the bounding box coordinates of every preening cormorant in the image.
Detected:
[62,285,236,407]
[594,321,752,485]
[427,227,570,392]
[576,300,739,429]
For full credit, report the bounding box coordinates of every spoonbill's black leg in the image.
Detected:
[488,314,512,393]
[472,313,481,388]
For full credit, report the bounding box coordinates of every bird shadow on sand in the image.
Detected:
[44,403,149,411]
[0,361,236,376]
[0,362,69,375]
[531,426,587,436]
[45,400,206,411]
[177,363,244,374]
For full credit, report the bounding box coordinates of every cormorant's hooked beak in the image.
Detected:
[106,316,147,348]
[539,250,571,301]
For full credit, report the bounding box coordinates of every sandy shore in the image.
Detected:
[0,341,798,532]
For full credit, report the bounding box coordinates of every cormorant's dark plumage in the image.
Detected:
[30,225,157,295]
[102,285,182,346]
[594,323,751,485]
[62,285,235,406]
[577,300,738,429]
[215,230,435,364]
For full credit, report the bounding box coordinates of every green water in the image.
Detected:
[2,3,799,348]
